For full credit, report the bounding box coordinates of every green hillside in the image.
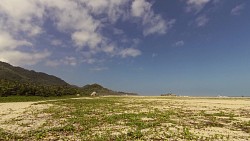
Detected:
[0,61,137,97]
[81,84,138,96]
[81,83,112,94]
[0,61,68,86]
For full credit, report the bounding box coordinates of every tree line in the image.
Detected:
[0,79,85,97]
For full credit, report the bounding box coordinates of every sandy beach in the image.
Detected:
[0,96,249,140]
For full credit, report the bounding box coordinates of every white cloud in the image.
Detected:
[231,4,245,15]
[0,0,171,66]
[143,18,175,36]
[89,67,108,72]
[0,31,32,50]
[0,0,48,65]
[131,0,151,17]
[51,39,63,46]
[43,0,143,60]
[0,30,50,66]
[174,40,185,47]
[0,0,44,36]
[64,56,77,66]
[103,44,116,55]
[119,48,141,58]
[81,58,97,64]
[195,15,209,27]
[72,30,102,49]
[46,56,78,67]
[81,0,127,23]
[186,0,211,12]
[131,0,175,36]
[0,50,50,66]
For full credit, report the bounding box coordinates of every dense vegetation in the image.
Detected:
[0,79,80,97]
[0,61,68,86]
[0,79,138,97]
[0,79,123,97]
[82,83,115,95]
[0,61,137,97]
[0,61,81,97]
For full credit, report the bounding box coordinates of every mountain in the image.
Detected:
[81,83,138,96]
[0,61,138,97]
[0,61,68,86]
[81,83,113,94]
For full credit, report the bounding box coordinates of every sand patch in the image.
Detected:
[71,97,94,100]
[0,102,52,134]
[191,127,249,141]
[91,124,134,136]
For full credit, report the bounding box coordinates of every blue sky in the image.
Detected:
[0,0,250,96]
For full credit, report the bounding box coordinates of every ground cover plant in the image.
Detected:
[0,95,78,103]
[0,96,249,140]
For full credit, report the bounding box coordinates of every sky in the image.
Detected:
[0,0,250,96]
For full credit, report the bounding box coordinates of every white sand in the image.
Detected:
[0,102,52,133]
[0,102,38,121]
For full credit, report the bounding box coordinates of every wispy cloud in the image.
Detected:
[231,4,245,16]
[0,31,50,66]
[119,48,142,58]
[174,40,185,47]
[195,15,209,27]
[45,60,61,67]
[186,0,211,13]
[51,39,63,46]
[131,0,175,36]
[45,56,78,67]
[0,0,49,66]
[113,28,124,35]
[185,0,221,13]
[0,0,172,66]
[89,67,109,72]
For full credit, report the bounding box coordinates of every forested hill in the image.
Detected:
[81,84,138,96]
[0,61,138,97]
[0,61,68,86]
